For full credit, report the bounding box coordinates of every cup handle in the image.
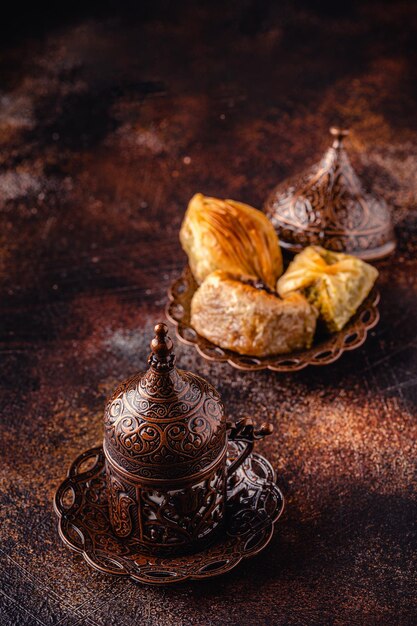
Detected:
[227,418,273,478]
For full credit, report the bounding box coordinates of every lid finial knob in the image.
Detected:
[149,323,175,370]
[330,127,349,149]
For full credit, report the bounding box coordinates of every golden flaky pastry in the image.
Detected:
[180,193,283,290]
[277,246,378,332]
[191,271,318,357]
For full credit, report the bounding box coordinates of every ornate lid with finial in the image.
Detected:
[103,323,226,481]
[264,127,396,260]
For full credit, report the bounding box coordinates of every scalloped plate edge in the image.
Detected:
[166,268,380,372]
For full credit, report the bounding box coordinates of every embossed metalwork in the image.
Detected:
[104,455,227,556]
[104,366,226,480]
[264,128,396,260]
[107,474,135,538]
[103,323,273,556]
[54,443,284,585]
[166,266,380,372]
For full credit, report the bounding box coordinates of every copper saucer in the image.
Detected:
[166,266,380,372]
[54,442,284,585]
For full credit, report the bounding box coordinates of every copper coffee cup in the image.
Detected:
[103,323,272,556]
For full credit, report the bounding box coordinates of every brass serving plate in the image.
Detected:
[166,266,380,372]
[54,442,284,585]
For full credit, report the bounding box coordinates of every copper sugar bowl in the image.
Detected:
[103,323,272,556]
[264,127,396,260]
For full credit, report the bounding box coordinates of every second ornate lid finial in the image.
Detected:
[329,127,349,149]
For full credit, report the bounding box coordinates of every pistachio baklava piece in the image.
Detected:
[277,246,378,332]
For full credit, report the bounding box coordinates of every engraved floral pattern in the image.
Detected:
[140,465,225,548]
[103,365,226,479]
[265,142,395,257]
[107,473,135,538]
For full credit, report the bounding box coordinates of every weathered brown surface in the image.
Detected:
[0,2,416,624]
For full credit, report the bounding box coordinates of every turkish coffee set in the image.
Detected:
[55,128,395,584]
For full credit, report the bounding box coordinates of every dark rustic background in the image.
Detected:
[1,1,416,625]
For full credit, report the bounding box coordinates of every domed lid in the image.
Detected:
[103,323,226,481]
[264,128,396,260]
